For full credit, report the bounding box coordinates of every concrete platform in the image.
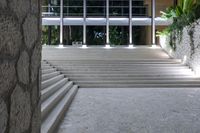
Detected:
[58,88,200,133]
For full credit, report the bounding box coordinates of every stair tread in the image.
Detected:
[41,81,73,120]
[41,78,68,102]
[42,74,65,89]
[41,85,78,133]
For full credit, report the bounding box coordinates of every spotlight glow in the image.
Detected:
[56,44,66,49]
[128,44,135,49]
[151,44,157,48]
[169,49,173,55]
[80,45,88,49]
[194,66,200,77]
[182,55,187,64]
[104,44,112,49]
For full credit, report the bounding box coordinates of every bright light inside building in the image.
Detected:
[104,44,112,49]
[80,45,88,49]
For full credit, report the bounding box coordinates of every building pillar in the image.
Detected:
[59,0,64,46]
[83,0,87,47]
[129,0,133,47]
[48,0,52,45]
[106,0,110,47]
[151,0,156,46]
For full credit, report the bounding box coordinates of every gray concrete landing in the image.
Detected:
[58,88,200,133]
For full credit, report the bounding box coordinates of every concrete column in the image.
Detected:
[48,0,52,45]
[83,0,87,47]
[129,0,133,46]
[60,0,64,46]
[151,0,156,46]
[106,0,110,46]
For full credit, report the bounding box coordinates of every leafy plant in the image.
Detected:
[158,0,200,50]
[158,0,200,36]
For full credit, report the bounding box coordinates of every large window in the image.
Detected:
[64,0,83,16]
[87,0,106,17]
[87,26,106,45]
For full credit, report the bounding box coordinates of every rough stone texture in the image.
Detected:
[0,61,16,96]
[0,98,8,133]
[23,14,39,49]
[0,15,22,57]
[9,0,30,22]
[162,19,200,75]
[17,51,30,84]
[0,0,41,132]
[174,27,191,65]
[31,0,40,14]
[31,44,42,82]
[10,85,31,133]
[0,0,7,8]
[31,104,41,133]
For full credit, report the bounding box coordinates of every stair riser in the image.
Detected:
[41,79,67,102]
[70,77,198,81]
[59,70,192,73]
[51,64,184,67]
[61,73,193,76]
[56,68,189,71]
[42,72,60,81]
[78,84,200,88]
[42,86,79,133]
[42,69,57,75]
[42,75,64,89]
[75,81,200,84]
[41,82,73,121]
[42,66,53,70]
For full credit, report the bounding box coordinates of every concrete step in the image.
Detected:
[56,67,190,71]
[61,72,193,76]
[41,81,73,121]
[42,71,61,81]
[42,68,57,75]
[49,61,180,64]
[59,69,192,73]
[77,83,200,88]
[42,74,65,89]
[50,63,185,67]
[42,65,53,70]
[41,85,79,133]
[53,65,187,69]
[41,78,68,102]
[69,76,199,81]
[48,59,181,62]
[75,80,200,85]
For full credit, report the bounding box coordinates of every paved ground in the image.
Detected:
[58,88,200,133]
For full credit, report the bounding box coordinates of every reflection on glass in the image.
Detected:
[87,26,106,45]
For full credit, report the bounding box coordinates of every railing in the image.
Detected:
[42,5,149,17]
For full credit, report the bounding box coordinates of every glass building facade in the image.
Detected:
[42,0,175,46]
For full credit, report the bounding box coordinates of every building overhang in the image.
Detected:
[42,17,172,26]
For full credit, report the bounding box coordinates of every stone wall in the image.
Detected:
[0,0,41,133]
[160,19,200,76]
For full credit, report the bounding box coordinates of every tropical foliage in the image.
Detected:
[158,0,200,36]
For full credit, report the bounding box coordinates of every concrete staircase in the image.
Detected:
[41,61,79,133]
[41,46,200,88]
[47,59,200,88]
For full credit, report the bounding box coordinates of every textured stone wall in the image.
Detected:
[0,0,41,133]
[161,19,200,75]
